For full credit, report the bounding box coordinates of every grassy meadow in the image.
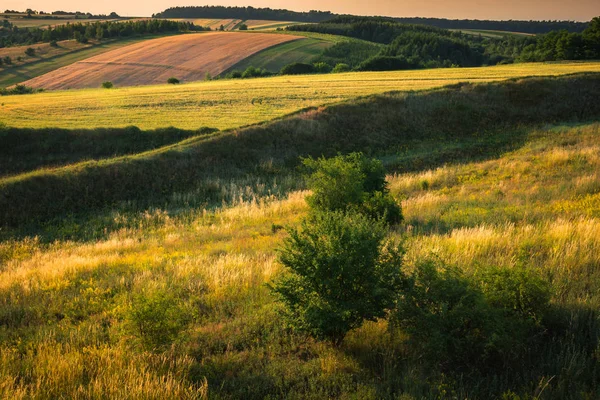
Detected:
[1,115,599,398]
[1,61,600,130]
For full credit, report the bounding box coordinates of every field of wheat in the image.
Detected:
[2,61,599,130]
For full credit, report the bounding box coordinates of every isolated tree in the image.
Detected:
[238,23,248,30]
[303,153,402,225]
[101,81,113,89]
[270,210,404,345]
[24,47,35,56]
[167,77,180,84]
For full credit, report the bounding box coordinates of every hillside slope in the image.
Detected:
[1,73,599,230]
[21,32,303,90]
[3,62,600,130]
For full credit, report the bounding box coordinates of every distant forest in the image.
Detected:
[154,6,590,33]
[153,6,335,23]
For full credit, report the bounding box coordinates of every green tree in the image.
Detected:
[270,211,404,345]
[303,153,402,225]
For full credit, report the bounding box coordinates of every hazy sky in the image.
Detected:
[4,0,598,21]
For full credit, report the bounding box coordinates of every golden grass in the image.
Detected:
[22,32,304,90]
[1,123,600,396]
[2,61,600,130]
[168,18,241,31]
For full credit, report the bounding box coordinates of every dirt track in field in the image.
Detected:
[23,32,303,90]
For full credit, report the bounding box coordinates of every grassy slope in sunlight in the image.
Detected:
[1,61,599,130]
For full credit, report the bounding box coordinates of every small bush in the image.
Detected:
[280,62,316,75]
[238,23,248,31]
[167,77,180,84]
[393,260,552,372]
[225,70,242,79]
[204,72,212,81]
[303,153,402,225]
[24,47,35,56]
[2,56,11,65]
[270,210,404,345]
[313,62,332,73]
[49,40,58,47]
[332,63,351,73]
[0,85,36,96]
[241,66,270,79]
[357,56,419,71]
[101,81,113,89]
[127,289,190,351]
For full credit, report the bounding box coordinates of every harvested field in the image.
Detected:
[21,32,304,90]
[245,20,301,30]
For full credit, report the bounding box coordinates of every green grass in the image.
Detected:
[0,34,180,87]
[222,38,332,74]
[1,74,600,397]
[2,61,599,130]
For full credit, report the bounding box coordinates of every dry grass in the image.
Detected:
[167,18,241,31]
[3,61,600,130]
[1,122,600,397]
[21,32,303,90]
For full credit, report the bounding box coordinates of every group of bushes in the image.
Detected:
[0,84,41,95]
[271,153,553,372]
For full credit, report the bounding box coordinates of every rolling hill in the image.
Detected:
[20,32,303,90]
[2,62,599,130]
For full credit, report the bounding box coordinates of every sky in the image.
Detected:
[4,0,598,21]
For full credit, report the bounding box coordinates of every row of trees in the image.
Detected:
[393,17,588,33]
[154,6,334,23]
[3,9,120,19]
[0,19,204,48]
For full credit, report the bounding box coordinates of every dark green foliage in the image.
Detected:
[331,63,350,73]
[24,47,35,56]
[315,40,381,69]
[357,56,419,71]
[393,261,551,372]
[241,66,271,79]
[0,19,204,48]
[0,84,37,95]
[154,5,334,23]
[303,153,402,225]
[101,81,113,89]
[49,39,57,47]
[280,62,315,75]
[167,77,180,84]
[238,23,248,31]
[3,56,11,65]
[312,62,331,73]
[271,211,404,345]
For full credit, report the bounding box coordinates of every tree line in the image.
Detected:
[288,16,600,70]
[0,19,204,48]
[153,6,335,23]
[153,6,590,33]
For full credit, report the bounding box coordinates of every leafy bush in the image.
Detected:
[332,63,351,73]
[49,40,58,47]
[303,153,402,225]
[0,85,37,96]
[270,210,404,345]
[101,81,113,89]
[24,47,35,56]
[357,56,419,71]
[280,62,315,75]
[238,23,248,30]
[3,56,11,65]
[313,62,332,73]
[167,77,180,84]
[127,289,190,351]
[393,260,552,372]
[241,66,271,79]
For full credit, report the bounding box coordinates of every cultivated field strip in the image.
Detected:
[21,32,304,90]
[2,62,600,130]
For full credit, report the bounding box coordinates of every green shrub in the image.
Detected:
[478,266,551,323]
[167,77,180,84]
[238,23,248,31]
[332,63,351,73]
[357,56,419,71]
[24,47,35,56]
[280,62,316,75]
[303,153,403,225]
[3,56,12,65]
[49,40,58,47]
[393,261,552,372]
[270,210,404,345]
[241,66,271,79]
[101,81,113,89]
[225,70,242,79]
[313,62,332,73]
[127,289,190,351]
